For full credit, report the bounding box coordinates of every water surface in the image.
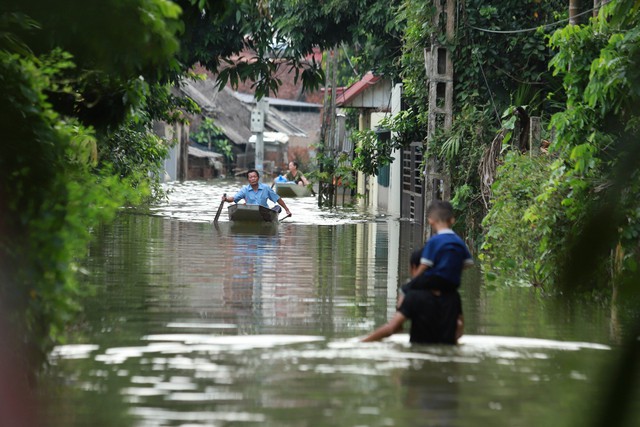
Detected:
[41,180,639,427]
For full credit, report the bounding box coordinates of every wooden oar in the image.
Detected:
[280,213,292,221]
[214,193,226,223]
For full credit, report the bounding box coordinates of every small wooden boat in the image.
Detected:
[275,182,312,197]
[227,204,279,223]
[213,221,278,236]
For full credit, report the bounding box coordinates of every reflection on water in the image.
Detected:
[39,181,638,427]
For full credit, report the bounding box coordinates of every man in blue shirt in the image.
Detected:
[223,169,292,216]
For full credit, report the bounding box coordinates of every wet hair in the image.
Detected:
[426,200,454,223]
[247,169,260,178]
[410,248,421,268]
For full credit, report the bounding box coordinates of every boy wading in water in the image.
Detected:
[362,200,473,344]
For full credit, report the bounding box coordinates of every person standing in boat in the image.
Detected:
[222,169,292,216]
[285,161,309,186]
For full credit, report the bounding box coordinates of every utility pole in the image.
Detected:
[251,98,268,174]
[423,0,455,239]
[318,49,338,208]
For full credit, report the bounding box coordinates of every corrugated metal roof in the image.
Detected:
[336,72,391,110]
[178,79,307,145]
[233,92,322,109]
[188,145,224,159]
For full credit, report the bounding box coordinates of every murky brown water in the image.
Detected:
[39,180,639,427]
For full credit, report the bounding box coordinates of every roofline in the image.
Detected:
[336,72,382,107]
[233,92,322,109]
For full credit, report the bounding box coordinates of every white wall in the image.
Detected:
[388,83,403,217]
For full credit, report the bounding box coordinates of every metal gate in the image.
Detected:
[401,141,424,224]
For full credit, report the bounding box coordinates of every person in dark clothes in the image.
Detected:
[362,201,471,344]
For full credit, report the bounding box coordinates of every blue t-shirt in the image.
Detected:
[233,182,280,208]
[420,229,473,287]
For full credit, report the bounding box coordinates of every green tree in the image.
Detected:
[0,0,184,374]
[271,0,405,80]
[521,0,640,290]
[479,152,553,286]
[192,117,233,160]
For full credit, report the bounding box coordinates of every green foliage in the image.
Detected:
[351,129,401,176]
[455,0,566,110]
[102,123,169,201]
[536,1,640,288]
[0,48,145,370]
[379,108,424,147]
[179,0,331,98]
[313,146,357,207]
[480,152,553,285]
[397,0,434,127]
[191,117,233,160]
[271,0,405,80]
[390,0,568,252]
[2,0,184,129]
[431,103,494,242]
[349,110,421,179]
[0,0,191,374]
[4,0,401,373]
[483,1,640,290]
[400,0,568,121]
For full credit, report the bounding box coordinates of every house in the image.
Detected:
[218,51,324,168]
[232,92,322,167]
[157,74,315,181]
[336,72,403,218]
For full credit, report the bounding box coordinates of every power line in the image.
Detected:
[469,3,608,34]
[469,32,501,126]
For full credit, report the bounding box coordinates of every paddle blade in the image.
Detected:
[214,193,226,223]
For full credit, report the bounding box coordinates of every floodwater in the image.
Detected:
[40,180,639,427]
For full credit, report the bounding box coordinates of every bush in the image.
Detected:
[480,152,553,286]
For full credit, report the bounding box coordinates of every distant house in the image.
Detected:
[157,75,316,181]
[232,92,322,167]
[215,52,324,168]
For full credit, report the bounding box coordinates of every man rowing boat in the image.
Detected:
[222,169,292,216]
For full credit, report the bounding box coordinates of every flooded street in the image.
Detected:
[41,180,638,427]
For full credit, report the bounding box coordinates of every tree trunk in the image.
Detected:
[569,0,580,25]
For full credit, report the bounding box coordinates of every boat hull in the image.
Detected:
[228,204,279,223]
[275,182,312,197]
[213,221,278,236]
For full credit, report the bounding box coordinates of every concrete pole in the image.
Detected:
[251,98,268,175]
[388,83,403,217]
[255,132,264,174]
